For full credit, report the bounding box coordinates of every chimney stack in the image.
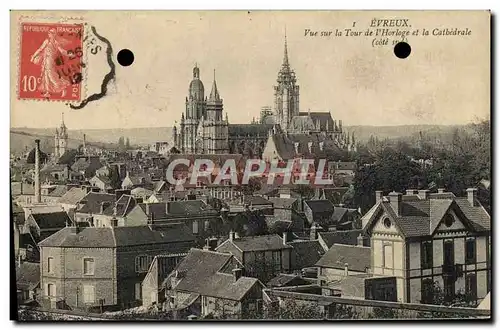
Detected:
[344,263,349,277]
[229,230,235,242]
[388,191,402,216]
[467,188,478,207]
[405,189,418,195]
[438,188,446,194]
[375,191,384,203]
[418,189,430,200]
[83,133,87,155]
[34,139,41,204]
[357,234,364,247]
[232,268,243,282]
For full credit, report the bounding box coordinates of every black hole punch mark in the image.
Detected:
[394,42,411,59]
[117,49,134,66]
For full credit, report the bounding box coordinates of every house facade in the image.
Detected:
[38,224,195,311]
[361,188,491,304]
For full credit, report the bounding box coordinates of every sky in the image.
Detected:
[10,10,490,129]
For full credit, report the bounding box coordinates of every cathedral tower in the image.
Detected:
[273,33,300,131]
[205,70,229,154]
[183,65,206,153]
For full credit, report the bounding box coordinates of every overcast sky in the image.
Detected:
[11,10,490,129]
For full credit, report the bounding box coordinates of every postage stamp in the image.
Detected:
[18,22,84,101]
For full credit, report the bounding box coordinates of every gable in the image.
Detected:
[371,212,401,236]
[433,209,467,234]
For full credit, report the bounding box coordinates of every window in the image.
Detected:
[465,274,477,302]
[465,238,476,264]
[83,258,95,275]
[383,218,391,228]
[421,241,433,269]
[47,283,55,297]
[383,244,393,269]
[192,220,199,234]
[135,282,142,300]
[444,214,454,227]
[135,255,152,273]
[83,285,95,304]
[47,257,54,273]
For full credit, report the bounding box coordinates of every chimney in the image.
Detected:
[388,191,402,216]
[418,190,430,200]
[283,232,291,244]
[34,139,41,204]
[83,133,87,155]
[294,142,299,154]
[229,230,235,242]
[467,188,478,207]
[437,188,446,194]
[310,223,318,240]
[405,189,418,195]
[203,238,211,250]
[357,234,364,247]
[344,263,349,277]
[375,191,384,203]
[232,268,243,282]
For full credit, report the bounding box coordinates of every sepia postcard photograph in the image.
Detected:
[9,10,491,321]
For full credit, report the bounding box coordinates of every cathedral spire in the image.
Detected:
[209,69,221,101]
[283,30,289,68]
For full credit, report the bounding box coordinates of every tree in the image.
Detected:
[108,166,122,190]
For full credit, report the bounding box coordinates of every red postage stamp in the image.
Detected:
[18,22,84,101]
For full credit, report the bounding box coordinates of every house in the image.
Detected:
[287,236,326,271]
[73,191,117,224]
[149,200,223,238]
[316,243,372,283]
[16,261,41,305]
[19,211,72,261]
[317,230,370,252]
[141,253,188,308]
[89,175,113,191]
[130,187,154,200]
[38,223,195,311]
[266,273,312,288]
[71,156,103,179]
[58,187,87,213]
[216,232,293,282]
[163,248,265,319]
[361,188,491,304]
[121,172,153,190]
[303,199,335,228]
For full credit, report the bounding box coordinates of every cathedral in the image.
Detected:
[173,66,229,154]
[173,35,356,156]
[54,113,68,159]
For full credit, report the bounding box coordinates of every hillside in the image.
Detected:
[10,124,461,155]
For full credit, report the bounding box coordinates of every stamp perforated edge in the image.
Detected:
[15,15,87,104]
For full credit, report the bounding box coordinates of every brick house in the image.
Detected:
[38,223,195,311]
[361,188,491,304]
